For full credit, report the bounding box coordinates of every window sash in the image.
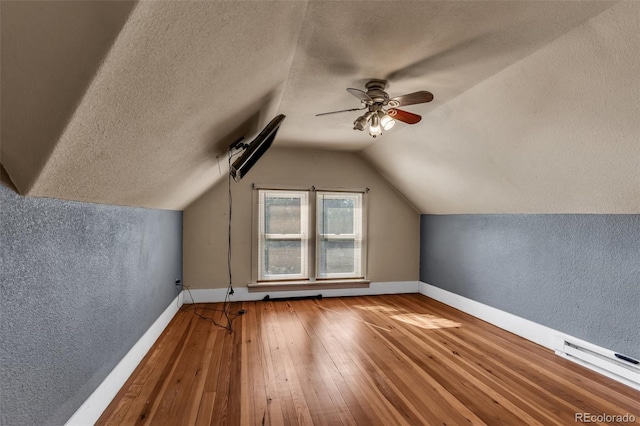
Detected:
[258,190,309,281]
[316,192,363,279]
[318,234,357,240]
[265,233,305,240]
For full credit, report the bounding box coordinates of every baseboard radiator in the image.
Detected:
[553,336,640,389]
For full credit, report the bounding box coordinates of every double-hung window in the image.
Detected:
[316,192,363,280]
[258,190,309,281]
[256,188,366,283]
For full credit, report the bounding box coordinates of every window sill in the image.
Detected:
[247,279,371,292]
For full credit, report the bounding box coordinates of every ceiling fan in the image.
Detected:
[316,79,434,138]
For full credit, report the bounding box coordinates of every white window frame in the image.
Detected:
[257,190,309,282]
[316,191,364,280]
[252,185,368,285]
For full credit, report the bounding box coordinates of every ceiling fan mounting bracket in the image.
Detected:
[364,79,387,91]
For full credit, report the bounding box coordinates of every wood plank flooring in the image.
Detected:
[98,294,640,425]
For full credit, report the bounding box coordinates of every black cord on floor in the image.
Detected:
[179,284,243,331]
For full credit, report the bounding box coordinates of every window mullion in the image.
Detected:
[309,190,316,281]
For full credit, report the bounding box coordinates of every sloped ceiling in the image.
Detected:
[2,1,638,212]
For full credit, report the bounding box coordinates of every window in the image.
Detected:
[256,188,366,283]
[258,190,309,281]
[316,192,363,279]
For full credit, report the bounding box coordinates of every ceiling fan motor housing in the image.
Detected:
[365,79,389,104]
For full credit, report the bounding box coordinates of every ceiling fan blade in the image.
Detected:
[388,108,422,124]
[346,88,373,104]
[389,91,433,107]
[315,106,366,117]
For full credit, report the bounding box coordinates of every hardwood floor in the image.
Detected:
[98,294,640,425]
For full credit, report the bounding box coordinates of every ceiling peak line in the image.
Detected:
[265,0,312,124]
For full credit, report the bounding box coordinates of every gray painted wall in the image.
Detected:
[420,214,640,359]
[0,184,182,426]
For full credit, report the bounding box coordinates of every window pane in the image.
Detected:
[265,196,301,234]
[318,197,354,235]
[265,240,302,276]
[318,240,356,275]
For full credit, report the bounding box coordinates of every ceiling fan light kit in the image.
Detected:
[368,112,382,137]
[379,112,395,131]
[317,79,433,138]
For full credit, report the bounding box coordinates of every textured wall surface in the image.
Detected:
[421,214,640,358]
[0,184,182,426]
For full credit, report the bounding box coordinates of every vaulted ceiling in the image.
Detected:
[2,1,638,213]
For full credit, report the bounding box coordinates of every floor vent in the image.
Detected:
[553,336,640,389]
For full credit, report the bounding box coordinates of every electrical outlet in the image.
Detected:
[175,279,182,286]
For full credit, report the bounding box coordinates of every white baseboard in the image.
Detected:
[418,282,640,391]
[418,282,557,348]
[65,293,183,425]
[183,281,420,303]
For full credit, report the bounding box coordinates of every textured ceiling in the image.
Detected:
[362,1,640,213]
[2,1,638,212]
